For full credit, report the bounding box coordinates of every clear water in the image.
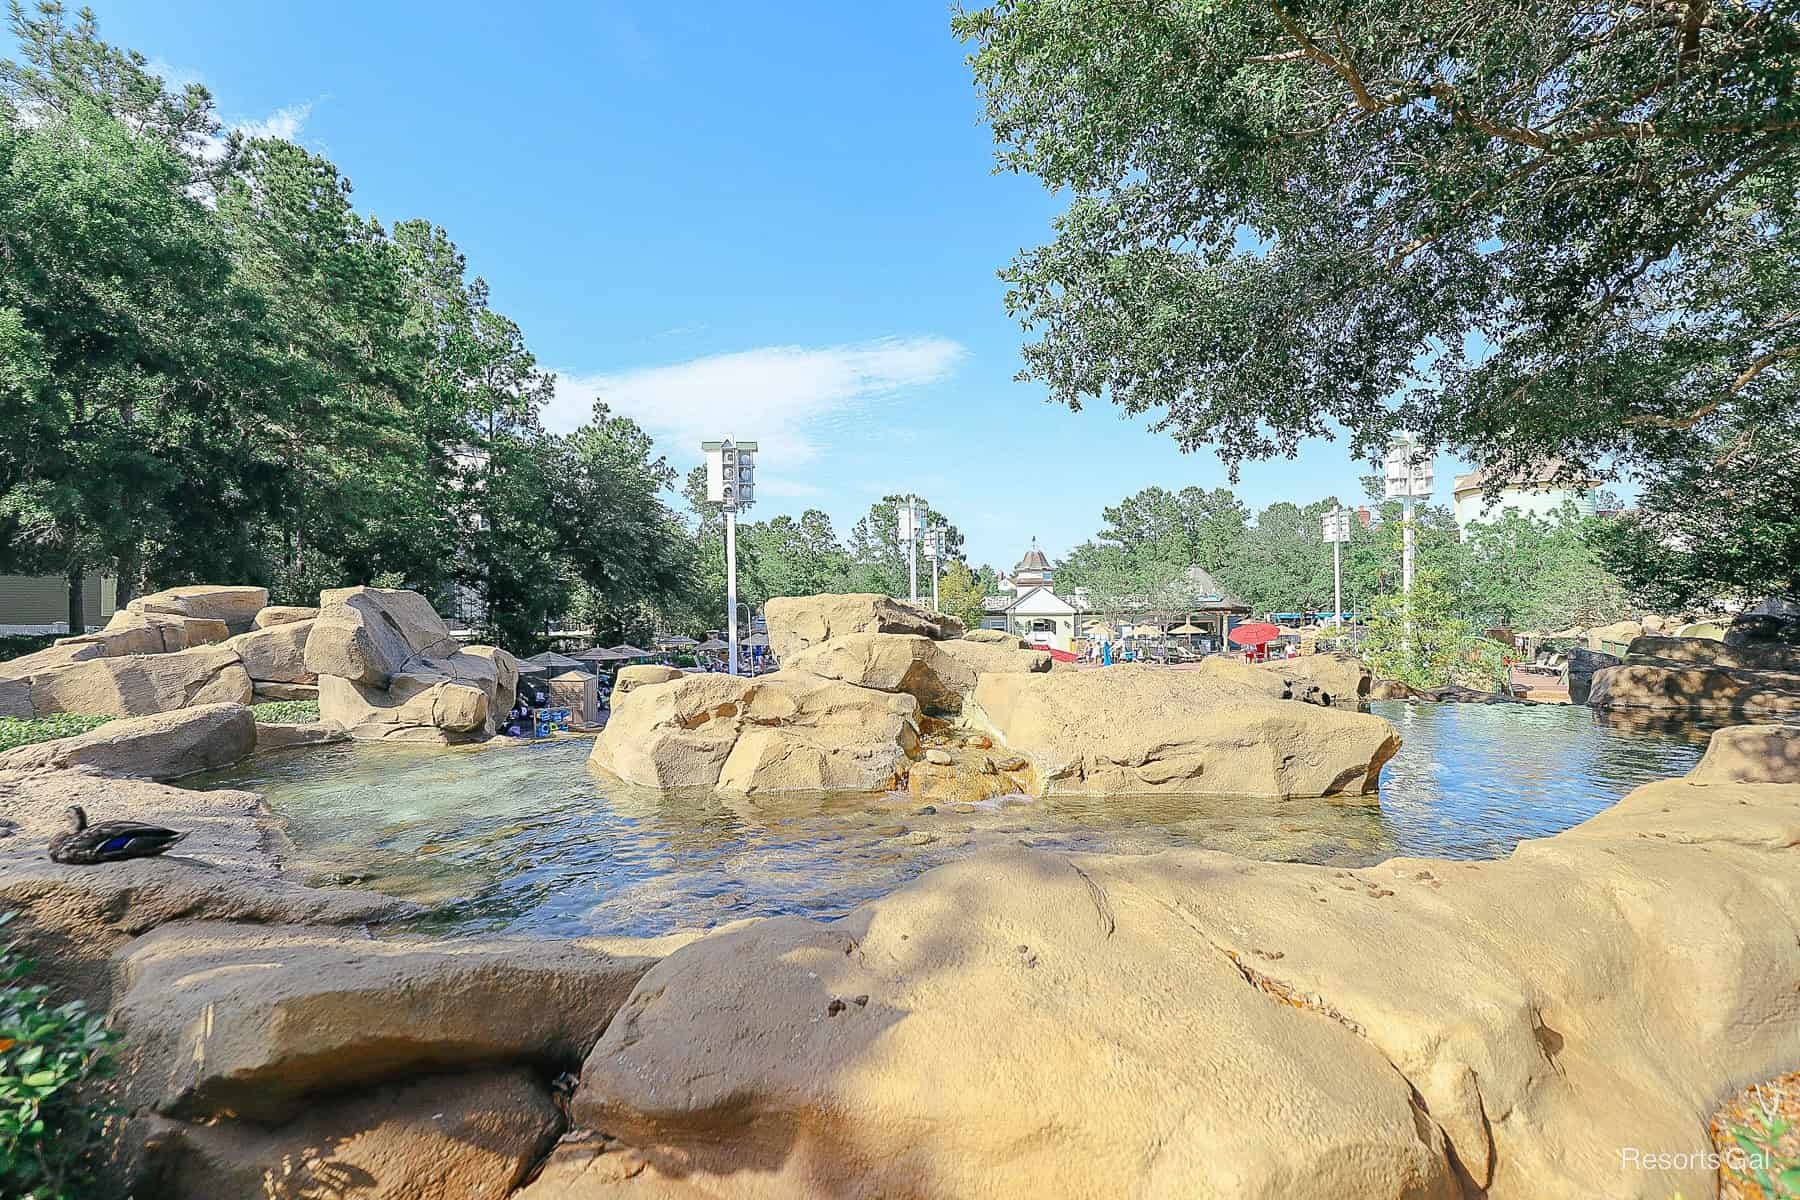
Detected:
[193,701,1722,938]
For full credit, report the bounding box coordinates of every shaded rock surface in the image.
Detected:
[967,663,1400,797]
[1588,662,1800,717]
[138,1067,561,1200]
[591,670,919,793]
[570,746,1800,1200]
[21,643,252,717]
[765,592,963,662]
[304,586,463,687]
[128,584,270,635]
[1563,646,1624,705]
[0,702,254,780]
[1688,722,1800,785]
[1261,652,1372,706]
[1627,633,1800,675]
[256,719,348,753]
[782,632,1049,713]
[113,922,655,1123]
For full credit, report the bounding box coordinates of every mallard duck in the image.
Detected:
[48,806,188,865]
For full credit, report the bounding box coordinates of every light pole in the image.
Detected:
[896,495,922,603]
[1382,436,1435,643]
[702,437,758,676]
[1322,505,1350,631]
[924,526,944,612]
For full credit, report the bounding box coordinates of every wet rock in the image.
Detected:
[256,719,348,753]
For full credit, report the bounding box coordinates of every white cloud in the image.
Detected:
[546,336,967,466]
[234,102,312,143]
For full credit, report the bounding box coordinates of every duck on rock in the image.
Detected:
[48,805,188,865]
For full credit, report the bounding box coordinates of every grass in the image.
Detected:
[0,715,113,754]
[250,699,320,725]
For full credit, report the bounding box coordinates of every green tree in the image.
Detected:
[955,1,1800,497]
[846,496,965,598]
[936,560,990,628]
[1358,576,1486,690]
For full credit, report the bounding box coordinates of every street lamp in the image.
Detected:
[1382,436,1435,646]
[896,495,924,603]
[1321,505,1352,630]
[923,525,945,612]
[703,438,758,676]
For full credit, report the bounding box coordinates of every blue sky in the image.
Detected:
[22,2,1474,571]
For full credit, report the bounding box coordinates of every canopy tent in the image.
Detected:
[571,647,623,662]
[608,644,654,659]
[524,650,587,671]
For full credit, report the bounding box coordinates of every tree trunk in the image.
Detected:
[116,541,140,607]
[67,557,86,635]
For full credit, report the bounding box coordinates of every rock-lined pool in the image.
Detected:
[193,701,1721,938]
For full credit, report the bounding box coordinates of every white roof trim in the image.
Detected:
[1007,586,1076,615]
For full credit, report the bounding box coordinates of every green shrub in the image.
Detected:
[0,912,119,1200]
[0,635,57,661]
[0,716,113,754]
[250,699,320,725]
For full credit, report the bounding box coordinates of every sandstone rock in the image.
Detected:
[1263,652,1371,705]
[94,608,231,654]
[1724,608,1800,648]
[1369,678,1415,700]
[1563,646,1624,705]
[1627,634,1800,675]
[782,632,1049,713]
[129,584,270,635]
[571,771,1800,1200]
[1588,663,1800,717]
[1674,620,1726,640]
[304,586,462,687]
[137,1067,561,1200]
[514,1133,721,1199]
[25,644,252,717]
[0,703,254,780]
[319,673,494,743]
[962,629,1028,648]
[256,720,348,753]
[614,664,682,695]
[591,671,919,793]
[253,604,319,629]
[0,772,410,1006]
[765,592,963,662]
[253,680,319,701]
[968,665,1400,797]
[223,618,315,684]
[113,921,656,1122]
[1687,723,1800,785]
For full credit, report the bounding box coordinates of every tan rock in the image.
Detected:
[252,680,319,702]
[782,632,1049,713]
[765,592,963,662]
[255,720,347,753]
[615,664,682,695]
[962,629,1028,647]
[1688,723,1800,785]
[25,644,252,717]
[1627,634,1800,675]
[590,671,919,793]
[1588,663,1800,717]
[0,702,254,780]
[113,921,658,1122]
[319,673,493,743]
[129,584,270,634]
[968,664,1399,797]
[514,1134,721,1199]
[570,773,1800,1200]
[1586,618,1644,651]
[1263,651,1372,705]
[253,604,320,628]
[91,608,230,654]
[137,1067,561,1200]
[223,618,315,683]
[304,586,461,687]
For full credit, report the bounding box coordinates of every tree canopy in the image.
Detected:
[954,1,1800,493]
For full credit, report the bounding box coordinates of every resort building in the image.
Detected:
[1452,460,1601,536]
[981,543,1250,653]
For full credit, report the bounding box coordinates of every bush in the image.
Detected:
[0,715,113,754]
[0,912,119,1200]
[0,635,57,662]
[250,699,320,724]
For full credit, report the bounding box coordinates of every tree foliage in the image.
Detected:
[955,0,1800,542]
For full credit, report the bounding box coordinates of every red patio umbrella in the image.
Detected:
[1227,621,1282,648]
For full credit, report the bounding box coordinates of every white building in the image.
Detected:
[1452,460,1601,537]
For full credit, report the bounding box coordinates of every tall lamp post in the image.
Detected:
[924,526,944,612]
[897,495,922,603]
[1382,436,1435,641]
[703,438,758,676]
[1322,505,1351,631]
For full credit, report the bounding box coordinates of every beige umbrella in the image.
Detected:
[1086,623,1119,642]
[1168,622,1205,635]
[1130,623,1164,636]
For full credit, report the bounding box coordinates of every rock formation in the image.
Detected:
[307,587,518,743]
[1589,633,1800,716]
[781,631,1049,713]
[1260,651,1372,706]
[127,585,270,635]
[0,703,255,780]
[765,592,964,661]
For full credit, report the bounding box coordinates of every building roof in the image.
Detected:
[1007,585,1076,615]
[1178,565,1249,611]
[1013,539,1052,574]
[1452,458,1599,497]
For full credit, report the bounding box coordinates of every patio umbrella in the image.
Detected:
[656,635,699,648]
[525,650,586,671]
[695,638,729,652]
[1168,622,1204,635]
[1086,623,1118,642]
[1131,623,1163,637]
[609,644,654,659]
[572,647,621,662]
[1228,621,1282,648]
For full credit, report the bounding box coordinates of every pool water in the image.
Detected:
[194,701,1722,938]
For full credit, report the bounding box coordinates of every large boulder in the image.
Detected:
[782,632,1050,713]
[962,628,1028,648]
[1586,619,1643,652]
[967,664,1399,798]
[590,670,920,793]
[304,586,462,687]
[21,643,252,718]
[1563,646,1624,705]
[1724,604,1800,648]
[1688,723,1800,785]
[614,664,682,695]
[222,618,315,683]
[137,1068,561,1200]
[0,702,254,780]
[1627,633,1800,675]
[319,671,493,743]
[568,763,1800,1200]
[112,921,656,1123]
[765,593,964,662]
[1587,663,1800,717]
[128,584,270,635]
[1261,652,1371,706]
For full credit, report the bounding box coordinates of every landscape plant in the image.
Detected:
[248,700,321,725]
[0,912,119,1200]
[0,714,111,754]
